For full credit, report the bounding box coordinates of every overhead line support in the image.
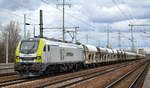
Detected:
[129,24,150,52]
[57,0,71,41]
[39,10,43,38]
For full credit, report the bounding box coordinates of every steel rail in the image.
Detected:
[128,63,149,88]
[0,72,16,77]
[35,62,135,88]
[0,76,44,87]
[106,62,147,88]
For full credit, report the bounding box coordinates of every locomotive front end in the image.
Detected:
[15,38,45,77]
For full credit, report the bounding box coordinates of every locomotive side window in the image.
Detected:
[48,45,50,51]
[43,45,46,51]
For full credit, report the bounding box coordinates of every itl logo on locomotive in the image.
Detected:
[66,52,74,56]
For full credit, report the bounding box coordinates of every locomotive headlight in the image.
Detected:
[36,56,41,59]
[35,56,42,63]
[16,56,20,59]
[16,56,22,63]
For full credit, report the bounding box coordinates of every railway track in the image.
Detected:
[0,78,28,87]
[106,61,149,88]
[0,74,23,83]
[0,60,146,88]
[0,76,43,87]
[0,72,16,77]
[37,63,134,88]
[128,64,148,88]
[41,60,145,88]
[56,59,148,88]
[1,60,142,88]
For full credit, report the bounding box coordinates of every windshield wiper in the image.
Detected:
[27,42,36,54]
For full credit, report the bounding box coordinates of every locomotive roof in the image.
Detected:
[23,38,83,49]
[22,38,144,56]
[44,39,83,49]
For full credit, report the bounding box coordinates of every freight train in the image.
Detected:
[15,38,145,76]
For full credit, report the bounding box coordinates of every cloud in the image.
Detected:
[0,0,42,11]
[0,0,150,48]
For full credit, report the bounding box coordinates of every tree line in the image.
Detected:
[0,21,21,63]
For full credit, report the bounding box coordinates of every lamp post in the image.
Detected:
[6,33,8,64]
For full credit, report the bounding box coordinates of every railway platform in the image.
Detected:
[143,66,150,88]
[0,63,14,74]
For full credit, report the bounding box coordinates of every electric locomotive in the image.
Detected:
[15,38,84,76]
[15,38,145,77]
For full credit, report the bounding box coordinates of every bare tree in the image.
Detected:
[0,23,5,63]
[0,21,21,63]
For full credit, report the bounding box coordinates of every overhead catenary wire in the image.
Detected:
[112,0,138,51]
[41,0,96,31]
[41,0,96,42]
[0,9,40,35]
[1,0,40,22]
[117,0,136,23]
[0,9,38,22]
[112,0,134,24]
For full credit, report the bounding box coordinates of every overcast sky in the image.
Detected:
[0,0,150,48]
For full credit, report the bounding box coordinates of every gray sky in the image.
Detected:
[0,0,150,48]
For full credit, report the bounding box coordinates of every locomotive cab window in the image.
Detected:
[20,40,39,54]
